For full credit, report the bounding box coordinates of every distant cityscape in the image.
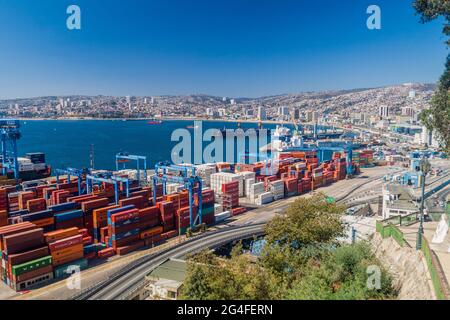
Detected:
[0,82,441,149]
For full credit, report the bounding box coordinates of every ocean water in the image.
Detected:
[18,120,282,171]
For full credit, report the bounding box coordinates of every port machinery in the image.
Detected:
[115,152,148,186]
[0,119,21,180]
[86,171,131,204]
[153,161,203,229]
[55,167,91,196]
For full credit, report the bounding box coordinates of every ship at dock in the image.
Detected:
[0,152,52,184]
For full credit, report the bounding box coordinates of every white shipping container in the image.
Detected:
[215,211,231,222]
[214,203,223,214]
[210,172,243,196]
[256,192,273,205]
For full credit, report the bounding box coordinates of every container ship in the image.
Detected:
[0,152,52,182]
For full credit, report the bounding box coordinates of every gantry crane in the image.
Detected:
[55,167,90,195]
[153,162,203,228]
[86,171,130,204]
[115,152,148,186]
[0,119,21,180]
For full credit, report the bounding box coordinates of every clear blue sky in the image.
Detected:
[0,0,447,98]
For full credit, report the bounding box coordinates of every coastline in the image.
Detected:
[15,116,289,125]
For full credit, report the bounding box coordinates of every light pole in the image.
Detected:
[416,157,430,250]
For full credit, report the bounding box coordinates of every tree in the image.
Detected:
[286,242,396,300]
[264,193,345,247]
[180,244,280,300]
[180,195,395,300]
[414,0,450,151]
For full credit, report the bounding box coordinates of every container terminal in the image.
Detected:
[0,118,447,295]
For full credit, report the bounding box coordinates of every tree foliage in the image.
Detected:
[181,194,395,300]
[414,0,450,151]
[264,193,346,247]
[180,244,280,300]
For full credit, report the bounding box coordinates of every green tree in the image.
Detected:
[180,244,280,300]
[287,242,396,300]
[414,0,450,151]
[180,195,395,300]
[264,193,346,247]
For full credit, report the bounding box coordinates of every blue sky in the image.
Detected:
[0,0,447,98]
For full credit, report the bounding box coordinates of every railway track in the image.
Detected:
[71,223,265,300]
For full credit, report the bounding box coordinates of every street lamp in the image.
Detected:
[416,157,431,250]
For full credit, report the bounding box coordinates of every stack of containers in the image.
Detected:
[312,168,323,190]
[157,201,175,232]
[256,192,273,206]
[194,189,215,225]
[92,205,120,243]
[0,186,12,213]
[248,182,265,204]
[0,223,53,290]
[175,205,197,235]
[283,177,298,197]
[18,191,34,210]
[47,231,84,269]
[12,210,54,232]
[0,210,6,227]
[264,175,278,192]
[210,172,243,197]
[238,171,256,198]
[270,180,285,200]
[334,157,347,181]
[194,164,217,187]
[244,178,255,199]
[221,181,239,211]
[51,190,70,205]
[54,210,84,230]
[119,195,146,209]
[81,197,110,237]
[108,207,144,254]
[26,198,47,213]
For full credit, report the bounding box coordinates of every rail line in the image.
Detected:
[71,223,265,300]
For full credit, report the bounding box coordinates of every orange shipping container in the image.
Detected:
[52,251,84,267]
[31,217,55,228]
[50,243,83,259]
[44,227,79,244]
[139,226,163,240]
[92,205,120,228]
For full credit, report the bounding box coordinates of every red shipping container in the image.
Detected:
[111,208,140,223]
[49,234,83,252]
[81,197,109,213]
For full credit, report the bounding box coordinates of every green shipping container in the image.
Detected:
[54,258,89,279]
[12,256,52,277]
[201,206,215,216]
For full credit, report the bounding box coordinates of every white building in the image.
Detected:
[381,184,419,219]
[258,106,266,120]
[278,106,289,117]
[379,105,390,118]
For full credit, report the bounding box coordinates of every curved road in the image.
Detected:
[73,224,265,300]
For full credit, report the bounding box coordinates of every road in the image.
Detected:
[75,224,265,300]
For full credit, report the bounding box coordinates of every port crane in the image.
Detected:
[115,152,148,186]
[0,119,21,180]
[86,171,130,204]
[55,167,90,195]
[153,162,203,229]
